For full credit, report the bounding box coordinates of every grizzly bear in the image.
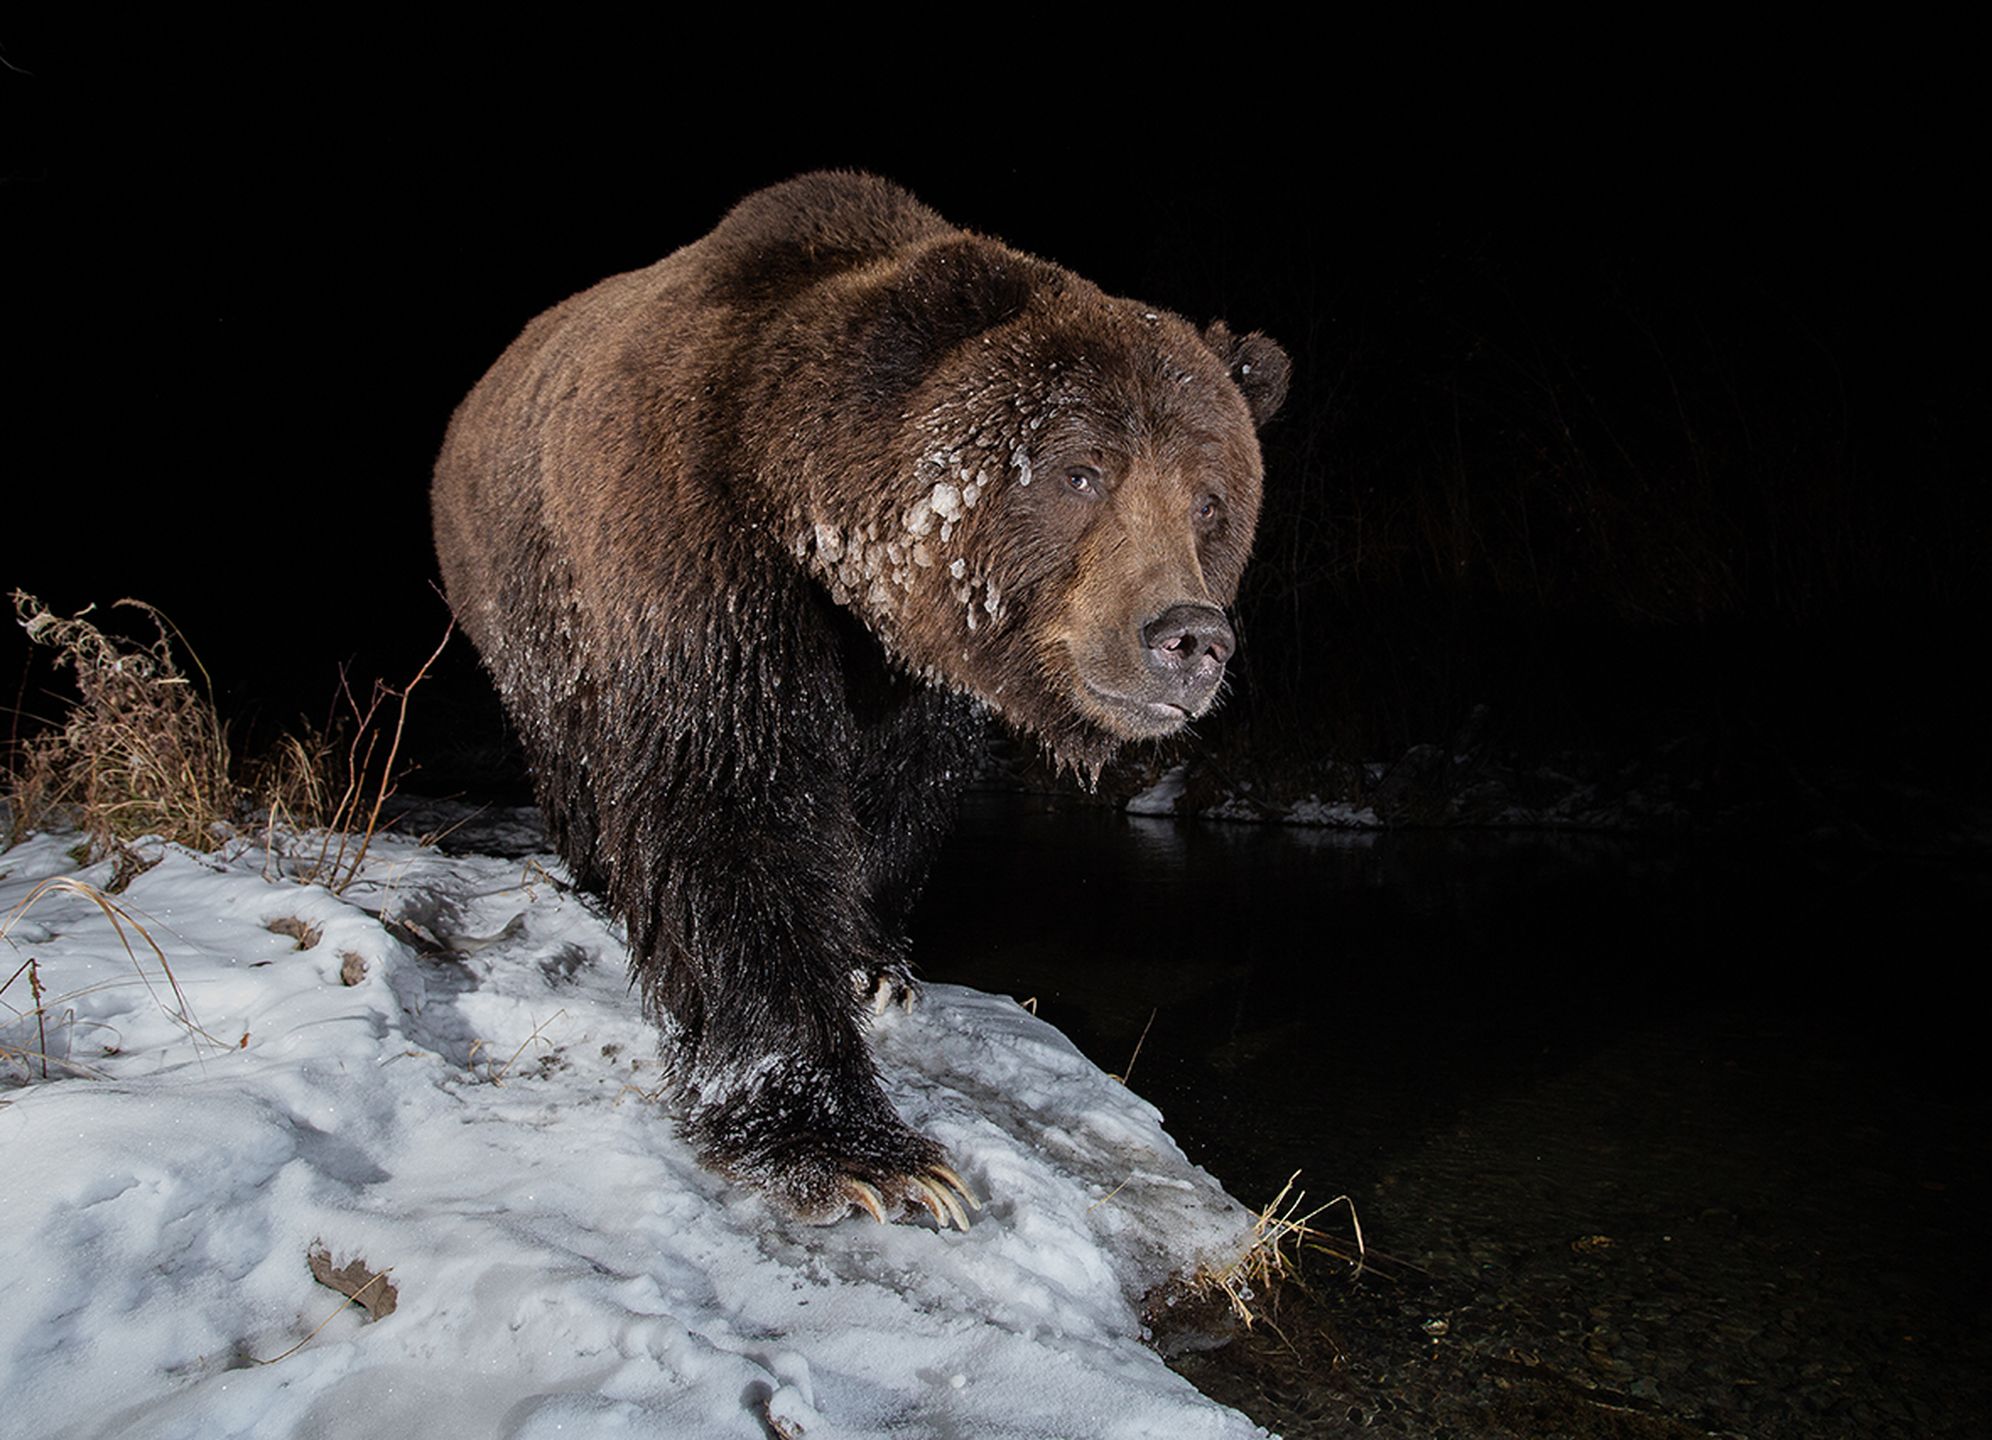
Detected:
[431,172,1288,1229]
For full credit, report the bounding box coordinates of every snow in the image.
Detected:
[1125,765,1190,817]
[0,829,1269,1440]
[1126,766,1382,830]
[1284,797,1382,828]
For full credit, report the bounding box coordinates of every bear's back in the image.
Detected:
[695,171,954,311]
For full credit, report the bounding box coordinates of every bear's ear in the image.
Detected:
[1202,320,1291,429]
[862,240,1035,401]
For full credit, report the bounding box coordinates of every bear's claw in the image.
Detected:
[929,1163,981,1210]
[844,1178,889,1225]
[853,965,920,1015]
[911,1174,970,1231]
[841,1164,980,1231]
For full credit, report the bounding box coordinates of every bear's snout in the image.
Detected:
[1141,601,1234,710]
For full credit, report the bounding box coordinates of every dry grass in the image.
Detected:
[1110,1007,1157,1086]
[7,592,453,899]
[1195,1170,1366,1330]
[0,875,232,1083]
[243,728,344,838]
[8,593,235,855]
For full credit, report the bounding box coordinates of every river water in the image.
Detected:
[911,793,1990,1439]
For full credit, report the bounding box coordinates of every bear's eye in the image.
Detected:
[1196,495,1223,524]
[1064,466,1101,497]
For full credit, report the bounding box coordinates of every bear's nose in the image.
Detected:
[1141,602,1235,679]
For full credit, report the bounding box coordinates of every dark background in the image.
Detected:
[6,40,1984,821]
[7,41,1987,1436]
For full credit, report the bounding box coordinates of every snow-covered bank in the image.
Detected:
[0,830,1268,1439]
[1122,749,1691,832]
[1126,765,1382,829]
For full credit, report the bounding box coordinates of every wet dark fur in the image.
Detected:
[432,172,1286,1221]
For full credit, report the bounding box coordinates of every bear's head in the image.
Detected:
[790,236,1289,774]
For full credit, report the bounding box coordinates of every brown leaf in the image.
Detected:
[307,1242,398,1321]
[266,917,322,950]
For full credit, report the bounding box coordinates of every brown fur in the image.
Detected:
[432,172,1287,1223]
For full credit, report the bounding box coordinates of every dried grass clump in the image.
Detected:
[8,592,453,899]
[1195,1171,1365,1330]
[241,727,343,836]
[8,592,235,855]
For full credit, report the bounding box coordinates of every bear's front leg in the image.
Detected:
[842,660,991,1019]
[603,613,977,1230]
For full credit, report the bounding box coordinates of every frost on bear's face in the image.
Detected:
[797,300,1273,770]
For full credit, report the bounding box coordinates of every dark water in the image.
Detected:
[911,793,1991,1439]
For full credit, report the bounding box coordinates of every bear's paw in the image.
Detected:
[690,1068,981,1231]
